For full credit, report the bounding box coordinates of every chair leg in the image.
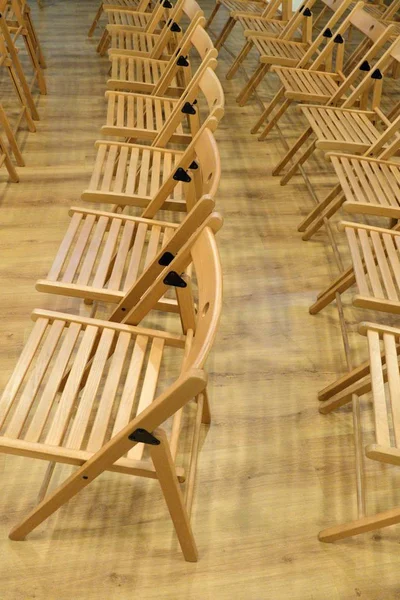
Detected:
[215,17,236,51]
[309,267,355,315]
[258,98,292,141]
[237,63,269,106]
[272,126,313,176]
[298,183,342,232]
[22,34,47,95]
[201,388,211,424]
[226,40,252,80]
[319,507,400,543]
[0,105,24,166]
[2,144,19,182]
[97,29,109,54]
[301,191,345,241]
[280,140,316,186]
[205,2,221,29]
[88,2,103,38]
[150,429,198,562]
[251,86,285,134]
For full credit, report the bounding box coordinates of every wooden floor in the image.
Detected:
[1,1,400,598]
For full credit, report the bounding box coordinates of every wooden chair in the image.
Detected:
[82,107,224,216]
[211,0,291,52]
[88,0,152,38]
[97,0,173,54]
[234,0,354,106]
[35,127,221,305]
[0,10,40,120]
[106,12,206,95]
[1,0,46,94]
[252,4,391,140]
[271,32,400,190]
[0,220,223,561]
[316,321,400,543]
[205,0,269,32]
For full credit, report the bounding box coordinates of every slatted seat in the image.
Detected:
[220,0,265,13]
[89,0,148,38]
[331,154,400,218]
[106,8,160,28]
[252,36,307,64]
[275,67,342,101]
[236,14,287,35]
[108,29,163,56]
[0,221,223,561]
[108,54,181,93]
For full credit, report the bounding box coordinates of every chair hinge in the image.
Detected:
[170,21,181,32]
[323,28,332,38]
[173,167,192,182]
[189,160,198,170]
[176,55,189,67]
[371,68,383,80]
[303,7,312,16]
[158,251,175,266]
[359,60,371,72]
[181,101,196,115]
[333,34,344,44]
[163,271,187,288]
[162,0,172,7]
[128,428,160,445]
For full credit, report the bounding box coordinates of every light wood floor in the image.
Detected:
[1,1,400,598]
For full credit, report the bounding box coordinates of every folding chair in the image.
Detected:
[212,0,291,52]
[205,0,268,33]
[0,219,223,561]
[272,32,400,190]
[315,321,400,543]
[97,0,173,54]
[252,4,391,140]
[234,0,354,106]
[106,12,206,95]
[103,43,218,144]
[35,126,220,305]
[0,9,40,120]
[88,0,152,38]
[4,0,46,72]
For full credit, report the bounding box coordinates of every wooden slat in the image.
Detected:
[76,216,109,286]
[383,333,400,447]
[92,218,122,289]
[47,214,82,281]
[369,329,391,447]
[63,215,96,284]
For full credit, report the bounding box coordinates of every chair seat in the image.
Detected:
[301,106,381,153]
[107,9,153,28]
[102,91,189,143]
[0,309,186,472]
[81,140,185,209]
[250,36,307,65]
[238,15,286,36]
[274,67,342,102]
[104,0,144,6]
[222,0,265,14]
[342,221,400,314]
[108,29,160,56]
[37,207,180,304]
[361,322,400,466]
[108,55,181,93]
[330,154,400,218]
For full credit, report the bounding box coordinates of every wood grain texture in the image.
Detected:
[1,0,400,598]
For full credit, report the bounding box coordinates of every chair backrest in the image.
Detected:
[190,125,221,209]
[182,0,203,20]
[149,0,187,58]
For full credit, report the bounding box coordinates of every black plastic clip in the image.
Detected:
[371,68,383,80]
[189,160,199,170]
[182,101,197,115]
[323,28,333,38]
[162,0,173,7]
[359,60,371,72]
[128,428,160,445]
[303,7,312,16]
[163,271,187,288]
[170,21,181,32]
[158,251,175,266]
[177,55,189,67]
[333,33,344,44]
[173,167,192,182]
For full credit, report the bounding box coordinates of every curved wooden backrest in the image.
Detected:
[193,124,221,200]
[182,0,203,20]
[349,3,388,41]
[198,66,225,114]
[189,18,217,60]
[185,225,223,370]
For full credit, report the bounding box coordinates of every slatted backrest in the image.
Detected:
[348,1,389,40]
[150,0,187,58]
[182,0,203,20]
[260,0,292,20]
[277,0,318,40]
[190,126,221,208]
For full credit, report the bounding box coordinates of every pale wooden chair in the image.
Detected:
[0,220,223,561]
[271,33,400,190]
[97,0,172,54]
[106,12,206,95]
[0,13,40,120]
[88,0,152,38]
[1,0,46,93]
[205,0,268,33]
[252,4,391,140]
[35,126,221,305]
[234,0,354,106]
[82,107,224,216]
[212,0,291,52]
[316,321,400,543]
